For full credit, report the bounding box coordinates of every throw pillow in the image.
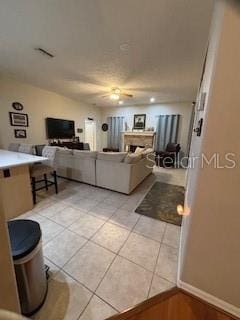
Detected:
[134,147,145,154]
[124,153,142,164]
[142,148,154,157]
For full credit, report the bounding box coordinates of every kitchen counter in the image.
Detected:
[0,149,48,220]
[0,149,47,169]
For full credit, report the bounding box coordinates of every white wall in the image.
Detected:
[179,0,224,275]
[0,77,102,150]
[0,77,193,154]
[101,103,193,154]
[179,1,240,315]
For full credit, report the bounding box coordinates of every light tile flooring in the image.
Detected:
[18,167,186,320]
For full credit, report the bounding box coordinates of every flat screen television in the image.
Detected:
[46,117,75,139]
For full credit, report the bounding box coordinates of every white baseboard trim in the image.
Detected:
[178,280,240,318]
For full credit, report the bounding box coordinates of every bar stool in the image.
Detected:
[30,146,58,204]
[35,144,46,156]
[8,143,20,152]
[18,144,35,154]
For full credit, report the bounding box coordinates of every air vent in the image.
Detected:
[35,47,55,58]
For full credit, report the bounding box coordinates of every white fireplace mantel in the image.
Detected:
[123,131,155,137]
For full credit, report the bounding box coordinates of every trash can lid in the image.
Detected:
[8,219,42,260]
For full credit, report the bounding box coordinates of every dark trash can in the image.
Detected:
[8,219,48,316]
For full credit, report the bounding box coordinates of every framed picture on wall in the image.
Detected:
[9,112,29,127]
[133,114,146,130]
[12,102,24,111]
[14,129,27,139]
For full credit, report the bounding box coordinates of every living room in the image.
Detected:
[0,41,193,320]
[0,76,192,157]
[0,74,190,196]
[1,1,240,320]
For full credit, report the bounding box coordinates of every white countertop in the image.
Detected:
[0,149,48,169]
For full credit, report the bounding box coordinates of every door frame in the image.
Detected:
[84,119,97,151]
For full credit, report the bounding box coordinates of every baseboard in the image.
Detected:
[177,280,240,318]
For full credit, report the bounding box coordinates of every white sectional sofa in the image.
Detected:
[55,148,154,194]
[56,149,97,185]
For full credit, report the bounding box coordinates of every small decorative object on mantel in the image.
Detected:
[14,129,27,138]
[9,112,29,127]
[102,123,108,132]
[146,127,154,131]
[12,102,24,111]
[77,128,83,133]
[133,114,146,130]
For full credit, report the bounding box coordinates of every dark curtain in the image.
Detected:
[155,114,180,151]
[107,116,124,150]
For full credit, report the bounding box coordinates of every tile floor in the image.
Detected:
[18,167,186,320]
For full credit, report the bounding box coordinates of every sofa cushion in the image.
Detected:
[56,147,73,155]
[73,150,97,159]
[97,152,127,162]
[124,153,142,164]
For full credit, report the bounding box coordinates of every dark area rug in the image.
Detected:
[135,181,185,226]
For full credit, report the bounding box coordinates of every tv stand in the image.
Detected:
[50,141,84,150]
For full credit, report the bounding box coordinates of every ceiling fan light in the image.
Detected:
[110,93,120,100]
[114,88,121,94]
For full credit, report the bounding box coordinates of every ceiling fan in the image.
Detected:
[102,87,133,101]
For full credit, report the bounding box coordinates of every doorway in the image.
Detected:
[84,119,96,151]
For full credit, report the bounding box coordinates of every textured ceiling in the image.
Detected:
[0,0,214,107]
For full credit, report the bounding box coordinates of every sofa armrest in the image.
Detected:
[129,157,153,192]
[96,160,132,194]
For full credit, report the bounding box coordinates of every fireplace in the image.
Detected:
[129,145,139,153]
[123,132,155,151]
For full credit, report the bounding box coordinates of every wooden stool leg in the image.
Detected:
[53,170,58,194]
[44,173,48,191]
[32,177,37,204]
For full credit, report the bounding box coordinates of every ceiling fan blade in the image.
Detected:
[101,95,109,98]
[122,93,133,98]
